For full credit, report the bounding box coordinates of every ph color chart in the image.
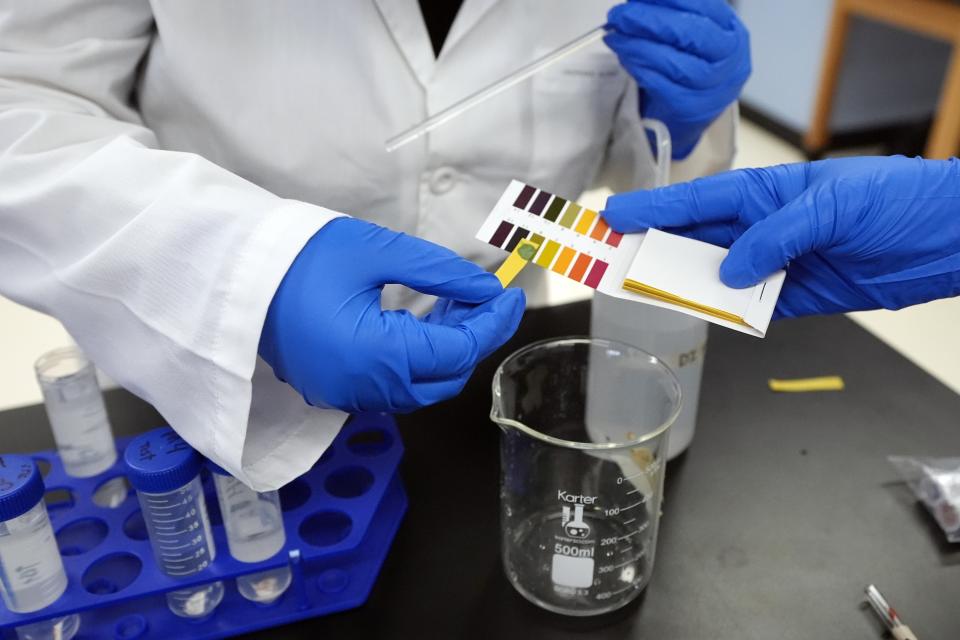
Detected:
[477,181,637,291]
[477,180,785,338]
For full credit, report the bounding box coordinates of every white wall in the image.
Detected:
[0,297,72,410]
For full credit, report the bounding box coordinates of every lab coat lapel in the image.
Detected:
[440,0,502,57]
[372,0,435,87]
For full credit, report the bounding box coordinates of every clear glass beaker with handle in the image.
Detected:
[491,337,681,616]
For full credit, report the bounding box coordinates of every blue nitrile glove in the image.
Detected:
[259,217,526,412]
[602,156,960,318]
[604,0,751,160]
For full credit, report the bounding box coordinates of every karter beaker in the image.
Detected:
[491,337,681,616]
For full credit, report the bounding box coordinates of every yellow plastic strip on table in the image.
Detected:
[768,376,846,392]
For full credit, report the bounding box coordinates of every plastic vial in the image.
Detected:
[0,455,80,640]
[591,292,707,459]
[124,428,224,619]
[209,463,291,604]
[35,346,117,478]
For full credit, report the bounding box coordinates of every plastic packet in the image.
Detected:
[889,456,960,542]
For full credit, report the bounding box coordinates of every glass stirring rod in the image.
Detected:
[385,26,607,152]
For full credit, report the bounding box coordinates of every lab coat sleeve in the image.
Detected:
[596,82,738,191]
[0,1,348,491]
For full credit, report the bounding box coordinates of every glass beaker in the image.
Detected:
[491,337,681,616]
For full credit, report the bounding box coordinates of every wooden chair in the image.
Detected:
[805,0,960,159]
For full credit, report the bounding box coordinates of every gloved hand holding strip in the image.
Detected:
[476,180,784,337]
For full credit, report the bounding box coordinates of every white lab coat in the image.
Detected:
[0,0,736,490]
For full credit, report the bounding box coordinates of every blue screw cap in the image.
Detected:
[0,455,44,521]
[124,427,202,494]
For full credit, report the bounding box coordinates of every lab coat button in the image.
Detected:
[429,167,457,195]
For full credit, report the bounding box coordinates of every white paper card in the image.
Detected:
[622,229,785,337]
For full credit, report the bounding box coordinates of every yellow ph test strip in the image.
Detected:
[622,278,748,326]
[768,376,846,392]
[495,239,541,287]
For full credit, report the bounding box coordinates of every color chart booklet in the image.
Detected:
[477,180,786,338]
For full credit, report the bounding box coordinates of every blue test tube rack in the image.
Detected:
[0,413,407,639]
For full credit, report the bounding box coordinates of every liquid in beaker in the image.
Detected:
[492,337,680,616]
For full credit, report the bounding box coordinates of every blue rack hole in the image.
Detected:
[33,457,52,478]
[324,466,374,499]
[92,476,132,508]
[316,569,349,594]
[114,614,148,639]
[122,510,148,541]
[43,487,75,512]
[279,478,312,512]
[57,517,109,556]
[299,511,352,547]
[346,429,393,456]
[82,552,142,595]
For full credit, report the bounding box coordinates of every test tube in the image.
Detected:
[209,463,291,604]
[35,347,117,478]
[124,428,224,619]
[0,455,80,640]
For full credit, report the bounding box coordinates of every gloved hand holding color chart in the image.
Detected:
[476,180,786,337]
